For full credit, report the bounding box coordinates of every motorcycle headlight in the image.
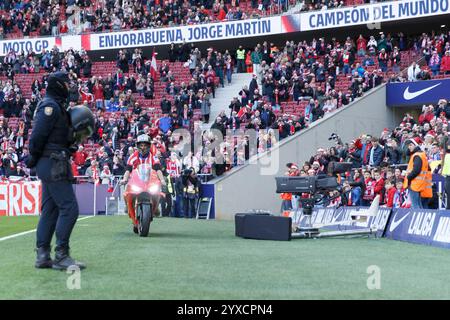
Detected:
[149,184,160,194]
[131,185,142,193]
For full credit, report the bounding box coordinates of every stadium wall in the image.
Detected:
[212,84,401,220]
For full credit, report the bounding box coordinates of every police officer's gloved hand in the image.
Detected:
[25,155,38,169]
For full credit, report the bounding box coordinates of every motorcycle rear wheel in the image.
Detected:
[138,203,152,237]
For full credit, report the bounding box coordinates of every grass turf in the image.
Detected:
[1,216,450,300]
[0,216,40,238]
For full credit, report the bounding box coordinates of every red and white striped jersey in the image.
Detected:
[166,159,181,177]
[127,151,153,170]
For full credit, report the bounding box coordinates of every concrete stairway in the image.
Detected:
[200,72,253,130]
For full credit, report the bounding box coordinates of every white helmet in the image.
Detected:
[137,134,151,157]
[137,134,151,145]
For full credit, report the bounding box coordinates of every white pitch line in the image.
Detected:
[0,215,95,242]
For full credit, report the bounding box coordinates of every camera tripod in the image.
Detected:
[290,193,378,239]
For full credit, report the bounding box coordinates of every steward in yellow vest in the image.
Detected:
[441,137,450,209]
[403,139,432,208]
[236,45,246,73]
[236,48,246,60]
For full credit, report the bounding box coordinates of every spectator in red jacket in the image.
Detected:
[418,105,435,125]
[383,179,397,208]
[217,5,227,21]
[441,50,450,74]
[362,170,375,206]
[356,34,367,56]
[93,81,104,110]
[73,145,87,168]
[60,20,68,34]
[71,159,79,177]
[373,169,385,203]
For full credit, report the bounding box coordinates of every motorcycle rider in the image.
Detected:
[121,134,165,231]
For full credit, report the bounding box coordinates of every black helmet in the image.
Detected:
[69,105,95,143]
[46,71,70,100]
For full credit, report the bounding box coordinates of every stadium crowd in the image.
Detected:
[272,30,450,210]
[278,29,450,210]
[2,30,450,179]
[0,0,297,39]
[0,0,398,39]
[1,27,450,216]
[280,99,450,211]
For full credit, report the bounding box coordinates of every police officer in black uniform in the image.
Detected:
[27,71,94,270]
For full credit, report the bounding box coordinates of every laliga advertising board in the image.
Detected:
[385,209,450,248]
[0,181,42,216]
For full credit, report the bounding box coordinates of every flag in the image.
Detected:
[55,36,62,49]
[237,106,248,119]
[150,50,158,80]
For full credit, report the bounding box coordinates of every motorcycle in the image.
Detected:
[123,164,161,237]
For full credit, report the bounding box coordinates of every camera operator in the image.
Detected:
[280,163,300,212]
[160,165,174,217]
[328,147,341,163]
[182,168,200,218]
[345,140,362,168]
[2,147,18,177]
[172,174,185,218]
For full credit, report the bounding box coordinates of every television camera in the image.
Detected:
[275,162,379,239]
[276,162,352,213]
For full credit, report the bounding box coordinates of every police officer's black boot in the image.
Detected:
[52,247,86,271]
[35,246,53,269]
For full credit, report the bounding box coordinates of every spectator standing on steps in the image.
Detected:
[251,46,262,79]
[236,46,246,73]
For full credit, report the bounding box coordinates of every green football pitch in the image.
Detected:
[1,215,450,300]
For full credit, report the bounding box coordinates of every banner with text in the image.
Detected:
[0,37,57,56]
[385,208,450,248]
[297,206,392,237]
[300,0,450,31]
[386,78,450,107]
[2,0,450,56]
[86,17,283,51]
[0,181,42,216]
